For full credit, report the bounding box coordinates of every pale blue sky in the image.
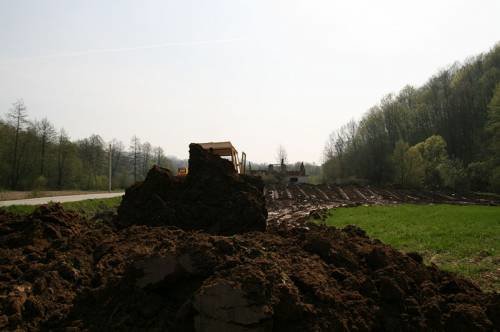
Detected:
[1,0,499,163]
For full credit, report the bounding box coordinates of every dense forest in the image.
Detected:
[323,43,500,192]
[0,106,186,191]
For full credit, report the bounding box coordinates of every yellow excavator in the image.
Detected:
[177,141,246,176]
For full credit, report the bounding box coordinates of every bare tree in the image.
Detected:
[142,142,152,176]
[78,134,105,189]
[56,128,72,188]
[323,132,337,161]
[276,145,288,165]
[154,146,164,166]
[110,139,124,181]
[7,99,28,188]
[130,136,141,182]
[35,118,56,176]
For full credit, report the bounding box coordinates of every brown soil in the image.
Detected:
[1,205,499,331]
[0,144,499,331]
[117,143,267,235]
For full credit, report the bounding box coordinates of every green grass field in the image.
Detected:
[0,196,122,217]
[324,204,500,292]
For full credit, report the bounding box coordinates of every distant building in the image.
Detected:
[286,162,308,183]
[249,159,308,183]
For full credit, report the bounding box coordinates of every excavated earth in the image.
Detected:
[265,184,500,227]
[0,144,499,331]
[117,143,267,235]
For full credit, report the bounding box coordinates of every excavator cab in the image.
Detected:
[176,141,246,176]
[198,141,246,174]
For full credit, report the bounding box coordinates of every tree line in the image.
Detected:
[323,43,500,192]
[0,102,185,191]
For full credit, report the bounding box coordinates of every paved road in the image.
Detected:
[0,192,124,207]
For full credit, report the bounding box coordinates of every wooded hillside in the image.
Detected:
[323,43,500,192]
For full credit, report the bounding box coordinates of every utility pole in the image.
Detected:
[108,144,112,192]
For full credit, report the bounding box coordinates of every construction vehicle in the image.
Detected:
[177,141,246,176]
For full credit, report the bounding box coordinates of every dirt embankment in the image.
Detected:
[0,144,499,331]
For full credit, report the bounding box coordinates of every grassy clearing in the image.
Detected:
[0,196,122,217]
[324,204,500,292]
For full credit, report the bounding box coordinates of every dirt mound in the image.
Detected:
[63,224,499,331]
[0,204,82,249]
[1,205,499,331]
[117,143,267,235]
[0,204,112,330]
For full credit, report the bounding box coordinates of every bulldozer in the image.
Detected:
[177,141,246,176]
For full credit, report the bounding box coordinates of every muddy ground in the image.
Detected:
[1,145,499,331]
[265,184,500,228]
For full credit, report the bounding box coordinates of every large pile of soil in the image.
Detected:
[1,205,499,331]
[117,143,267,235]
[1,144,499,331]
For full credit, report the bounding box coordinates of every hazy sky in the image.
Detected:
[1,1,499,163]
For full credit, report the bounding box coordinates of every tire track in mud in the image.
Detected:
[265,184,500,228]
